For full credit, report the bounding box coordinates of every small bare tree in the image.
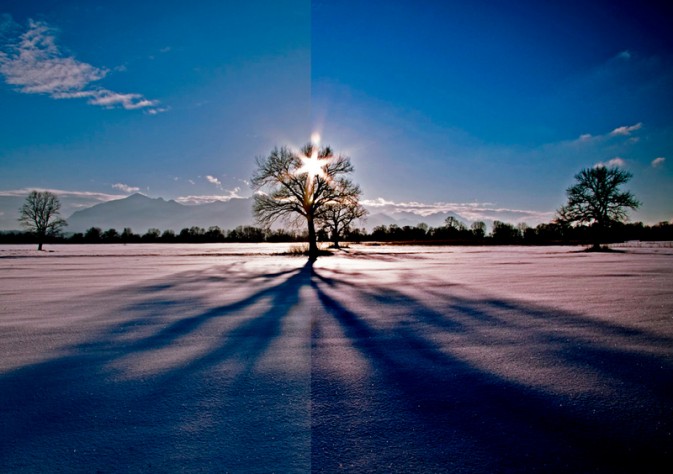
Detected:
[471,221,486,239]
[444,216,466,231]
[557,166,640,250]
[251,143,362,259]
[19,191,67,250]
[319,195,367,248]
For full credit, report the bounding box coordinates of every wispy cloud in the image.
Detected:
[112,183,140,193]
[652,157,666,168]
[610,123,642,136]
[0,187,127,218]
[594,157,626,168]
[0,187,129,226]
[176,188,242,205]
[0,187,125,201]
[0,19,163,112]
[205,175,222,187]
[362,198,553,225]
[576,123,643,144]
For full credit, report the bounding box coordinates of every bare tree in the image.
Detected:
[319,194,367,248]
[471,221,486,239]
[557,166,640,250]
[251,143,362,259]
[444,216,466,231]
[19,191,67,250]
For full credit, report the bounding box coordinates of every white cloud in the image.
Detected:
[595,157,626,168]
[610,123,642,136]
[112,183,140,193]
[146,107,169,115]
[0,187,127,223]
[0,19,162,112]
[361,198,553,225]
[652,157,666,168]
[88,91,158,110]
[574,123,642,145]
[0,20,107,93]
[0,187,125,201]
[176,188,242,205]
[205,175,222,187]
[361,197,397,208]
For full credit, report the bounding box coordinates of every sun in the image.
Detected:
[296,135,330,183]
[297,148,326,181]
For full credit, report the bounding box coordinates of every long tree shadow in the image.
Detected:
[0,261,315,473]
[3,256,672,473]
[309,266,673,473]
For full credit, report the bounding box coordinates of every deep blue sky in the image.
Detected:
[1,0,671,225]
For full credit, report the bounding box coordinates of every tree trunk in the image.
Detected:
[593,222,606,250]
[331,228,340,248]
[37,230,45,251]
[307,216,318,260]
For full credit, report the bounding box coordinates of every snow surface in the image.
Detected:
[1,243,672,472]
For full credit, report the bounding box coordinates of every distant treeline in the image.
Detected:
[2,220,673,246]
[359,220,673,245]
[0,225,305,245]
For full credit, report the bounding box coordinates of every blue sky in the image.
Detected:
[1,0,671,226]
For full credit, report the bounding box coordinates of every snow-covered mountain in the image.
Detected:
[2,192,469,234]
[65,194,255,233]
[61,194,469,233]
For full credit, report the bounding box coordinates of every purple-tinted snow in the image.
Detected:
[1,243,672,472]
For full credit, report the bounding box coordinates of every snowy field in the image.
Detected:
[1,243,672,473]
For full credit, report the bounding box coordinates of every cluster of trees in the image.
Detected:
[6,217,671,248]
[11,153,666,254]
[0,225,307,245]
[359,219,673,245]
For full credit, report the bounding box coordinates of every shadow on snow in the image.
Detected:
[1,258,672,473]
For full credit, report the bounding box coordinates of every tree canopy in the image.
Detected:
[18,190,67,250]
[251,143,362,259]
[319,196,367,248]
[557,166,640,249]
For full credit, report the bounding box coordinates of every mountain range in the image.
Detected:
[1,193,467,234]
[64,194,255,234]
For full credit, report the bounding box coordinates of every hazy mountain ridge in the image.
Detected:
[1,193,468,234]
[363,210,466,230]
[65,194,255,234]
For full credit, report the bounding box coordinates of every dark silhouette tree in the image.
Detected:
[18,191,67,250]
[251,143,362,260]
[122,227,139,243]
[102,228,119,242]
[84,227,103,243]
[557,166,640,250]
[445,216,466,231]
[471,221,486,239]
[141,228,160,242]
[161,229,176,242]
[318,194,367,248]
[491,220,519,243]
